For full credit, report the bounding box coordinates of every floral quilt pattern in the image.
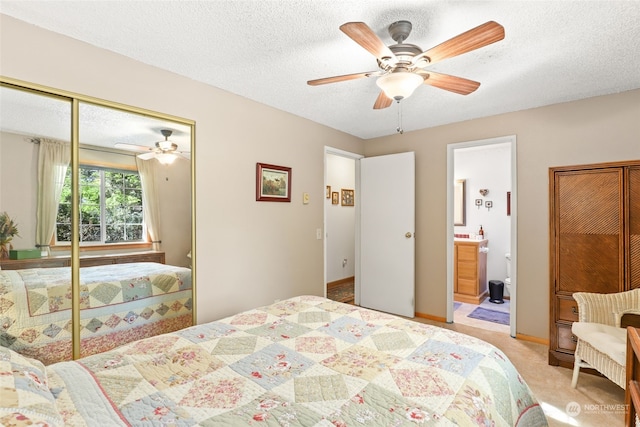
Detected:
[46,296,548,426]
[0,262,193,364]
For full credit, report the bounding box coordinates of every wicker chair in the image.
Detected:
[571,288,640,389]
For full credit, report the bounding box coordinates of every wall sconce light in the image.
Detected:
[485,200,493,210]
[479,189,489,196]
[475,199,483,209]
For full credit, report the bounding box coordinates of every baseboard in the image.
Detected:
[415,312,446,323]
[516,333,549,346]
[326,276,354,290]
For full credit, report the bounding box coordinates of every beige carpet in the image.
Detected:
[414,317,625,426]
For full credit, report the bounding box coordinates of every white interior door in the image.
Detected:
[360,151,415,317]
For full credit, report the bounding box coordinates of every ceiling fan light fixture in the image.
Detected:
[158,140,174,150]
[156,152,177,165]
[376,71,423,101]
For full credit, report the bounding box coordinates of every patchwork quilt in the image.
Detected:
[0,262,193,364]
[47,296,547,426]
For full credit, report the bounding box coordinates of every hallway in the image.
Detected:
[326,278,354,304]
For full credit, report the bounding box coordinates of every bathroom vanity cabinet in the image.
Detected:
[454,239,488,304]
[549,160,640,369]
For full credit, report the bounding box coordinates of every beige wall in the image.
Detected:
[0,131,38,249]
[0,14,364,323]
[363,89,640,338]
[154,158,191,267]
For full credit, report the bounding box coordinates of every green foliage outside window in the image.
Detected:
[56,167,144,244]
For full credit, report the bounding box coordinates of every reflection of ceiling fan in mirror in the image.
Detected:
[115,129,190,165]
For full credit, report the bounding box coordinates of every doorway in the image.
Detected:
[446,136,517,337]
[324,147,416,318]
[324,147,362,305]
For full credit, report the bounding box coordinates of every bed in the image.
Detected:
[0,295,547,426]
[0,262,192,365]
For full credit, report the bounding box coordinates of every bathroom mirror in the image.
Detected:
[454,179,466,226]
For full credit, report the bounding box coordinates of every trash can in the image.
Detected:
[488,280,504,304]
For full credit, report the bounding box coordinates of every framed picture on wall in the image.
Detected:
[341,189,354,206]
[332,192,339,205]
[256,163,291,202]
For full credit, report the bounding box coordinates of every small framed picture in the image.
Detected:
[256,163,291,202]
[341,189,354,206]
[332,192,339,205]
[326,185,331,199]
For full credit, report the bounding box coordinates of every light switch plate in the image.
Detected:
[303,192,310,204]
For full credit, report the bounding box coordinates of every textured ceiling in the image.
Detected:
[2,1,640,140]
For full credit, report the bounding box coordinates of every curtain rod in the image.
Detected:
[25,137,136,157]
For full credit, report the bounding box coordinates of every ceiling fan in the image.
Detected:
[308,20,505,109]
[115,129,190,164]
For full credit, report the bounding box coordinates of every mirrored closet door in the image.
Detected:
[0,79,195,363]
[0,85,73,364]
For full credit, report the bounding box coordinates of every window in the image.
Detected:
[56,166,145,245]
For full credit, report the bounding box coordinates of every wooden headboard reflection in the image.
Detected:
[626,326,640,426]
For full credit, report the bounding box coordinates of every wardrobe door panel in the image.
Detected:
[555,169,624,294]
[630,167,640,289]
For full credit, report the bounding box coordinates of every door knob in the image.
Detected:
[405,232,412,238]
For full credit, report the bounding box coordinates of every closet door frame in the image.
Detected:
[1,76,197,360]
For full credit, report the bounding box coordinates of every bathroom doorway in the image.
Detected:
[446,136,517,337]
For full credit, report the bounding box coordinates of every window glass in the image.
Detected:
[56,166,144,244]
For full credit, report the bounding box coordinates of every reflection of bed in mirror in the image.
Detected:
[0,258,192,365]
[0,260,192,365]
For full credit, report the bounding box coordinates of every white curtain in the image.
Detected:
[36,139,70,256]
[136,157,162,251]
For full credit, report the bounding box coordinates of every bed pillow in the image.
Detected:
[0,346,63,427]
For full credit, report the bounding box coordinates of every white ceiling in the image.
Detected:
[2,1,640,140]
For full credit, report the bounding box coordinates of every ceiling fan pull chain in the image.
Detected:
[396,101,404,134]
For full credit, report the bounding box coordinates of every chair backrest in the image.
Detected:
[573,288,640,326]
[626,326,640,426]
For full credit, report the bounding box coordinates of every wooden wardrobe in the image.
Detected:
[549,160,640,368]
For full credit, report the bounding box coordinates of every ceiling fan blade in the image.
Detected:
[137,152,156,160]
[307,71,375,86]
[373,91,393,109]
[422,72,481,95]
[114,143,152,152]
[422,21,504,65]
[340,22,396,62]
